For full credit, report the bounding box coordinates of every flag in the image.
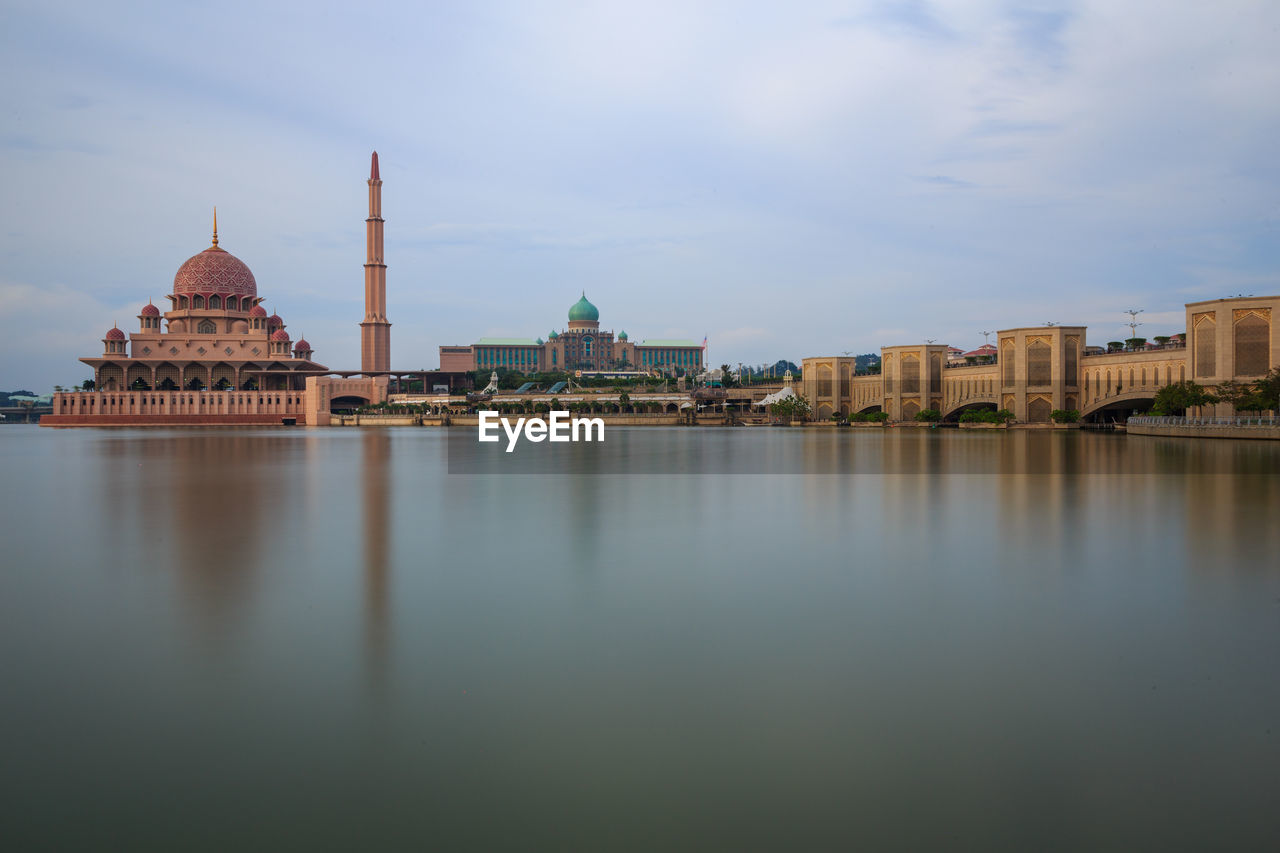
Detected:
[702,336,708,349]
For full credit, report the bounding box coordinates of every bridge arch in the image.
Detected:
[941,395,998,420]
[1081,390,1157,421]
[942,399,998,422]
[329,394,372,414]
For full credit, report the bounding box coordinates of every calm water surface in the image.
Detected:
[2,426,1278,850]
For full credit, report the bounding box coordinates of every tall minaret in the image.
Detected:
[360,151,391,374]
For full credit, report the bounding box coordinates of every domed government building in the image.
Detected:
[439,293,704,375]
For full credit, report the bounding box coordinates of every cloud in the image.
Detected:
[1,1,1277,383]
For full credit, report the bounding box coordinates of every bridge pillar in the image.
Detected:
[995,326,1085,422]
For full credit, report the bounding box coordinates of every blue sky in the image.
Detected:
[2,0,1277,389]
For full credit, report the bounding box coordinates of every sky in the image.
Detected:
[1,0,1277,390]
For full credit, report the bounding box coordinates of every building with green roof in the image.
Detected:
[438,294,704,375]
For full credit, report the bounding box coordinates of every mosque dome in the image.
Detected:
[536,337,544,345]
[268,313,283,327]
[105,326,126,341]
[293,337,311,351]
[173,246,257,299]
[140,303,160,317]
[270,329,291,342]
[548,330,559,340]
[249,304,267,318]
[568,293,599,323]
[618,330,628,341]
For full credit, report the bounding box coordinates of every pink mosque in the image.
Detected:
[44,154,394,426]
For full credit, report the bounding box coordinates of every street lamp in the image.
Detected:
[1124,308,1144,341]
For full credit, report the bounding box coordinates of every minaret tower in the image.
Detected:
[360,151,391,374]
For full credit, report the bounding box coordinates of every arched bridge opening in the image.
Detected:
[1082,392,1157,423]
[329,394,372,414]
[942,399,998,422]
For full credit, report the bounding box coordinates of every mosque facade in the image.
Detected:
[44,154,394,426]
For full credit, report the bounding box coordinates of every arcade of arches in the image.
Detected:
[803,295,1279,423]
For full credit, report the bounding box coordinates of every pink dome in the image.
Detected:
[173,246,257,299]
[249,304,267,318]
[105,326,126,341]
[293,338,311,351]
[270,329,291,342]
[268,313,283,326]
[140,303,160,317]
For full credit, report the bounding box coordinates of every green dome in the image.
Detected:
[618,330,628,341]
[548,330,558,340]
[536,337,544,345]
[568,293,599,323]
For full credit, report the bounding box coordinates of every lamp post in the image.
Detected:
[1124,308,1144,343]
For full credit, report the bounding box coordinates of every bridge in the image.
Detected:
[803,294,1277,423]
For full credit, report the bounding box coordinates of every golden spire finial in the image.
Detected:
[212,206,219,247]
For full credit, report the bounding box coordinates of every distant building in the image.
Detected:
[439,294,704,374]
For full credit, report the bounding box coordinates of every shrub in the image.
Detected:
[914,408,941,422]
[1050,409,1080,423]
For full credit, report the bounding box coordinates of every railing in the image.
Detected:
[1083,342,1186,358]
[1129,415,1278,427]
[944,358,997,369]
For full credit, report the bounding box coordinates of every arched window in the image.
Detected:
[209,295,222,310]
[192,295,205,309]
[179,295,188,309]
[198,320,216,334]
[1235,312,1269,376]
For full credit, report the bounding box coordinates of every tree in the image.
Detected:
[1050,409,1080,423]
[914,408,941,422]
[770,394,811,421]
[1152,381,1217,416]
[1253,368,1280,413]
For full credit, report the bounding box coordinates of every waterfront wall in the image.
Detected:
[1126,416,1280,441]
[43,390,309,427]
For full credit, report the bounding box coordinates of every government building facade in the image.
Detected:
[438,294,704,375]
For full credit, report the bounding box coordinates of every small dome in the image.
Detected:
[268,313,283,326]
[140,303,160,317]
[270,329,291,342]
[173,246,257,299]
[293,338,311,351]
[249,304,267,318]
[548,330,559,340]
[105,326,126,341]
[618,330,628,341]
[536,337,544,345]
[568,293,599,323]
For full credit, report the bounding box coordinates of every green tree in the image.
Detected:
[1152,381,1217,416]
[914,408,941,422]
[770,394,811,420]
[1050,409,1081,423]
[1252,368,1280,413]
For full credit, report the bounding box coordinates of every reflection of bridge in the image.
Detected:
[804,294,1278,423]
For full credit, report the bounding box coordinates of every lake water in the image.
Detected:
[2,425,1278,850]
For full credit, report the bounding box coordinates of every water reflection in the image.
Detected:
[363,429,391,690]
[99,432,296,640]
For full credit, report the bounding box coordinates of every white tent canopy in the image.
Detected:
[755,386,796,407]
